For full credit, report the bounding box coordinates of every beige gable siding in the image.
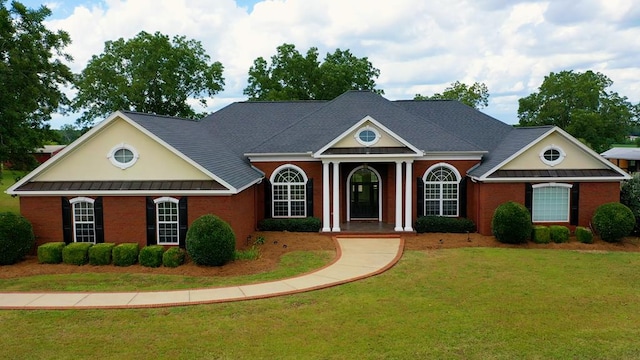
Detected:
[35,118,212,181]
[333,121,404,148]
[502,132,608,170]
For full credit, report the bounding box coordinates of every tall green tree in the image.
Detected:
[0,1,74,170]
[244,43,381,101]
[518,70,636,152]
[414,81,489,109]
[73,31,224,127]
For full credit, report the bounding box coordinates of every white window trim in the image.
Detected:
[107,143,139,170]
[270,164,308,218]
[154,197,180,245]
[539,145,566,167]
[532,183,572,223]
[354,126,381,146]
[70,197,96,244]
[422,163,461,217]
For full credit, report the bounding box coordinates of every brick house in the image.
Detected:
[7,91,630,248]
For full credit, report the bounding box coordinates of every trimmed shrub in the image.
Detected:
[186,214,236,266]
[62,242,93,265]
[592,202,635,243]
[112,243,139,267]
[620,173,640,234]
[549,225,570,243]
[162,247,186,268]
[258,217,322,232]
[89,243,115,265]
[491,201,532,244]
[531,226,550,244]
[575,226,594,244]
[414,216,476,233]
[139,245,165,268]
[0,212,36,265]
[37,242,66,264]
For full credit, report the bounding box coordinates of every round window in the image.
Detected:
[539,145,565,166]
[107,144,139,169]
[355,127,380,146]
[113,148,134,164]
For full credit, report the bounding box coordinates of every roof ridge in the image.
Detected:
[121,110,199,122]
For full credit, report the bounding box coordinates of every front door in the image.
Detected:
[350,167,379,219]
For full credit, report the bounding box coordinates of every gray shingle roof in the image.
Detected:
[123,111,263,190]
[121,92,537,190]
[467,126,553,178]
[248,91,483,153]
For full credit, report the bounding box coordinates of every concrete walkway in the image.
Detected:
[0,236,403,310]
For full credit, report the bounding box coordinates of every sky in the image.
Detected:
[18,0,640,128]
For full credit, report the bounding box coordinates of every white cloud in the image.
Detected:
[35,0,640,127]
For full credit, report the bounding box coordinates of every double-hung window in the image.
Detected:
[272,166,307,218]
[424,165,460,217]
[154,197,179,245]
[70,197,96,243]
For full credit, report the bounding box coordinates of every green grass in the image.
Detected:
[1,248,639,359]
[0,170,24,213]
[0,250,334,292]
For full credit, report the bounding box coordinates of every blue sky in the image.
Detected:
[17,0,640,128]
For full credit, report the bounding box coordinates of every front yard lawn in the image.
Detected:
[0,247,638,359]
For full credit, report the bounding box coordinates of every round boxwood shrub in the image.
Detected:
[186,214,236,266]
[491,202,532,244]
[592,202,635,243]
[0,212,35,265]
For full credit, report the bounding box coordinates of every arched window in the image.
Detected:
[271,165,307,218]
[423,164,461,217]
[69,197,96,243]
[154,197,179,245]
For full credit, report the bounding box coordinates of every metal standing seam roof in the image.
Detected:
[600,147,640,161]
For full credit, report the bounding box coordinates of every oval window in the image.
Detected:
[108,144,139,169]
[540,146,565,166]
[355,127,380,146]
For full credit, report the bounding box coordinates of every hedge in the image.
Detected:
[163,247,186,268]
[112,243,139,267]
[531,226,550,244]
[258,217,322,232]
[549,225,570,243]
[139,245,165,268]
[575,226,594,244]
[592,202,635,243]
[414,216,476,233]
[37,242,66,264]
[62,242,93,265]
[0,212,35,265]
[89,243,115,265]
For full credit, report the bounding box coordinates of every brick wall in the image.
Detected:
[102,197,146,247]
[20,197,63,244]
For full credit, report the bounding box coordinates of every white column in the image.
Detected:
[394,160,403,231]
[332,161,341,232]
[404,160,413,231]
[322,161,331,232]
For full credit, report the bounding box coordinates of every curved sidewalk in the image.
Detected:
[0,236,403,310]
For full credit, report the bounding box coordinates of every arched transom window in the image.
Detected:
[424,165,460,217]
[272,166,307,217]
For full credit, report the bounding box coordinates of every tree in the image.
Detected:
[244,43,381,101]
[72,31,224,127]
[414,81,489,109]
[518,70,636,152]
[0,1,74,171]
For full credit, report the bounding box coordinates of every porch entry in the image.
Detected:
[348,166,381,220]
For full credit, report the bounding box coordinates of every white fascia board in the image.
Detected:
[9,189,237,197]
[313,115,423,157]
[476,127,556,181]
[477,126,630,181]
[6,112,126,195]
[119,115,237,192]
[246,152,315,162]
[477,176,630,183]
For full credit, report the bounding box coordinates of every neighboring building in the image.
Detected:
[6,91,630,248]
[33,145,66,164]
[600,147,640,173]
